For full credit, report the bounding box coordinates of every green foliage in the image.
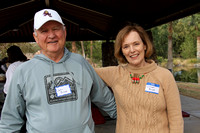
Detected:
[157,56,165,63]
[174,68,198,83]
[90,41,103,62]
[189,58,200,63]
[151,12,200,59]
[0,43,40,59]
[65,41,103,64]
[151,24,168,58]
[180,37,196,58]
[65,41,82,55]
[173,14,200,58]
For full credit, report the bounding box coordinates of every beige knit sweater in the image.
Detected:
[95,60,183,133]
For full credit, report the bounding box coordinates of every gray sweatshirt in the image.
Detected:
[0,48,116,133]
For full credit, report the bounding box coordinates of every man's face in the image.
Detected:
[33,21,66,58]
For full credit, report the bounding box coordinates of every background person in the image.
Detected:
[0,9,116,133]
[95,24,183,133]
[3,45,27,96]
[0,57,8,74]
[0,58,7,82]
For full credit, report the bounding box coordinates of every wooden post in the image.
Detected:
[101,41,118,67]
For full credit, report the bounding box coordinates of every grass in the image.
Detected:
[177,82,200,100]
[158,58,200,67]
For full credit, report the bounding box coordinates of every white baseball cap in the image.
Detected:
[34,9,64,30]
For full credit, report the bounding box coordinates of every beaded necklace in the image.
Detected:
[129,73,144,84]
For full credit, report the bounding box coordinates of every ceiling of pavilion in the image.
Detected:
[0,0,200,43]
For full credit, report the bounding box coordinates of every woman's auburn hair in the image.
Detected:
[114,24,154,64]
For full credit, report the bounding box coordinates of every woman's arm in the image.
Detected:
[94,66,118,88]
[163,71,184,133]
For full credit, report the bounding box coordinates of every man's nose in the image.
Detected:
[48,30,56,38]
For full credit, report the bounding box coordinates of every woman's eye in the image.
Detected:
[123,45,129,49]
[135,43,140,45]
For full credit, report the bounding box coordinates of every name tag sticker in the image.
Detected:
[145,82,160,94]
[55,84,72,97]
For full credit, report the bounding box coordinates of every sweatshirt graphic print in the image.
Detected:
[44,72,78,104]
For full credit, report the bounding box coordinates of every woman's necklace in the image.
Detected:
[129,72,145,84]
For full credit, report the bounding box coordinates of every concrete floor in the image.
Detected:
[95,117,116,133]
[181,95,200,133]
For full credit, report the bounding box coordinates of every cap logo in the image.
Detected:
[43,10,52,17]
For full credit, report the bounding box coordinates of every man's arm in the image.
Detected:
[83,60,117,119]
[0,69,25,132]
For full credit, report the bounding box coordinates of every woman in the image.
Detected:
[95,24,183,133]
[4,45,27,95]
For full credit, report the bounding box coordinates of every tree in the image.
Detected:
[90,41,93,62]
[71,41,77,53]
[167,22,173,72]
[151,12,200,60]
[151,24,168,58]
[173,13,200,58]
[80,41,85,58]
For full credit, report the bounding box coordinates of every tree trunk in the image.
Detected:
[81,41,85,58]
[71,41,77,53]
[167,22,173,72]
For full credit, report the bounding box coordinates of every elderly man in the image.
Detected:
[0,9,116,133]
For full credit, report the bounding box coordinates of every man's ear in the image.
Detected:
[33,32,39,44]
[64,26,67,38]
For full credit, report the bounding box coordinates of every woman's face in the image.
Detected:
[122,31,147,67]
